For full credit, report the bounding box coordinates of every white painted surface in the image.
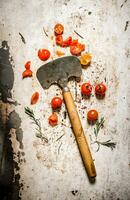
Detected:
[0,0,130,199]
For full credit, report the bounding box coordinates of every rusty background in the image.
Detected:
[0,0,130,199]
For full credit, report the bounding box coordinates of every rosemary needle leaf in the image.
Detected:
[100,140,111,144]
[96,143,100,152]
[35,133,41,138]
[94,117,105,138]
[99,140,116,150]
[42,137,48,143]
[94,127,97,137]
[25,107,33,113]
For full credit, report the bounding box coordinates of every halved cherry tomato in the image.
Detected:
[62,36,72,47]
[87,110,98,122]
[81,83,92,95]
[95,83,107,96]
[31,92,39,105]
[51,97,63,109]
[70,42,85,56]
[48,113,58,126]
[22,69,32,78]
[54,24,64,35]
[38,49,50,61]
[24,61,31,70]
[55,35,63,46]
[70,39,78,46]
[56,36,72,47]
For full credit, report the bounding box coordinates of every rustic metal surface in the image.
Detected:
[0,0,130,199]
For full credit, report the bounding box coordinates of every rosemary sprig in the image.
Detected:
[94,117,105,138]
[94,140,116,152]
[25,107,48,143]
[98,140,116,149]
[92,117,116,152]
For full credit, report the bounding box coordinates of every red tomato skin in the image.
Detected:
[51,97,63,109]
[81,83,92,95]
[70,39,78,46]
[62,36,72,47]
[48,113,58,126]
[24,61,31,70]
[54,24,64,35]
[70,43,85,56]
[22,69,32,78]
[31,92,39,105]
[87,110,98,122]
[95,83,107,96]
[38,49,50,61]
[55,35,63,46]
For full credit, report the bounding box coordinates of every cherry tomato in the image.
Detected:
[87,110,98,122]
[70,43,85,56]
[51,97,63,109]
[55,35,63,46]
[54,24,64,35]
[81,83,92,95]
[56,36,72,47]
[62,36,72,47]
[22,69,32,78]
[38,49,50,61]
[48,113,58,126]
[24,61,31,70]
[70,39,78,46]
[95,83,107,96]
[31,92,39,105]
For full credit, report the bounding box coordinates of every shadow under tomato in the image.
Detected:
[81,93,91,100]
[52,107,62,113]
[95,93,105,99]
[87,119,98,125]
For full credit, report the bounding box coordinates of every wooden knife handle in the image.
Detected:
[63,90,96,178]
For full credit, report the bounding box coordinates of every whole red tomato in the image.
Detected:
[54,24,64,35]
[81,82,92,95]
[38,49,50,61]
[51,97,63,109]
[95,83,107,96]
[87,110,98,122]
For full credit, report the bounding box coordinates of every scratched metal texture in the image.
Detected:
[0,0,130,199]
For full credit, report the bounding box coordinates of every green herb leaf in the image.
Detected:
[99,140,116,150]
[94,127,97,137]
[94,117,105,138]
[25,107,48,143]
[92,117,116,152]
